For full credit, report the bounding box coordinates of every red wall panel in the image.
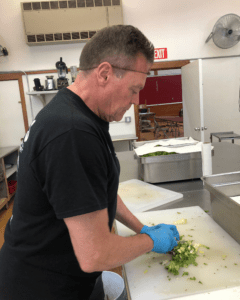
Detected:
[139,75,182,105]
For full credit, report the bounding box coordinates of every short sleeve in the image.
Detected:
[30,129,110,219]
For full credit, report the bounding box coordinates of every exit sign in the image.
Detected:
[154,48,168,60]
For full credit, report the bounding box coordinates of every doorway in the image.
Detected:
[134,60,190,142]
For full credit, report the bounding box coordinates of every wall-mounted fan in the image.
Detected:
[206,14,240,49]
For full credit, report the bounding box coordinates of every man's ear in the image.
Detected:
[96,62,112,85]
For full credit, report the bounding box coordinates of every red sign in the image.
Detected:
[154,48,168,60]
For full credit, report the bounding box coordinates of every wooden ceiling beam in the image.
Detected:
[151,60,190,71]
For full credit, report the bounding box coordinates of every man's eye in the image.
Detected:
[132,90,138,95]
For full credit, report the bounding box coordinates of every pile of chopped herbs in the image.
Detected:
[165,236,210,276]
[141,151,177,157]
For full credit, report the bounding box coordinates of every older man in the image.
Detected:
[0,25,179,300]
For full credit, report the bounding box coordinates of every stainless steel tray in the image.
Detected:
[202,171,240,244]
[134,138,203,183]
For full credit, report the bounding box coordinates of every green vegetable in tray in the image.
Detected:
[141,151,177,157]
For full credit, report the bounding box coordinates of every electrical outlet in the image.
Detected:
[125,116,131,123]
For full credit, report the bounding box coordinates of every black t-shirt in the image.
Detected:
[1,88,120,297]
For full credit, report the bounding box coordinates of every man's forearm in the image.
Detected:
[115,194,144,234]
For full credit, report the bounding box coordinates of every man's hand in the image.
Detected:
[142,224,180,241]
[140,224,179,253]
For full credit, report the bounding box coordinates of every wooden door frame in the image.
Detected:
[134,59,190,140]
[0,73,29,133]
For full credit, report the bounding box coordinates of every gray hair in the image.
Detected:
[79,25,154,77]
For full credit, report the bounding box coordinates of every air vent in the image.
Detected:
[68,0,76,7]
[23,2,32,10]
[94,0,102,6]
[81,32,89,39]
[22,0,123,45]
[59,1,67,8]
[37,34,45,42]
[32,2,41,9]
[50,1,58,9]
[89,31,96,38]
[41,2,50,9]
[27,35,36,42]
[77,0,85,7]
[86,0,94,7]
[54,33,63,40]
[112,0,120,5]
[72,32,80,39]
[22,0,120,11]
[63,33,71,40]
[103,0,111,5]
[45,34,54,41]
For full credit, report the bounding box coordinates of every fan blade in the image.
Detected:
[211,14,240,48]
[213,29,239,48]
[205,32,213,43]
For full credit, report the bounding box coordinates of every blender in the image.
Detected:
[70,66,78,83]
[56,57,69,89]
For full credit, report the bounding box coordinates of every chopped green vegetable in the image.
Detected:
[234,263,238,265]
[182,272,189,276]
[141,151,177,157]
[165,240,200,275]
[189,277,196,281]
[173,218,187,225]
[199,281,203,284]
[144,270,148,274]
[204,263,208,265]
[205,210,209,213]
[200,244,210,249]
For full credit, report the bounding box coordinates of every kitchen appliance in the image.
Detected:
[33,78,44,91]
[56,57,69,89]
[70,66,78,83]
[0,45,8,56]
[116,206,240,300]
[45,75,55,90]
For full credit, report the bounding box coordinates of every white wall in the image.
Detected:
[1,0,240,145]
[1,0,240,73]
[202,57,240,144]
[0,81,25,147]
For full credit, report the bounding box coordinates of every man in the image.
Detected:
[0,25,179,299]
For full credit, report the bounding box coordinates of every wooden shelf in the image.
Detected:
[26,90,58,96]
[0,198,8,210]
[26,90,58,106]
[6,165,17,179]
[0,146,19,211]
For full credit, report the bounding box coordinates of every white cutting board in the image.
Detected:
[118,179,183,213]
[116,206,240,300]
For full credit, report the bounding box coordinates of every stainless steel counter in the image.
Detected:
[116,141,240,217]
[117,141,240,300]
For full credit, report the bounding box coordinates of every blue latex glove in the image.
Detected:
[140,225,178,253]
[142,224,180,241]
